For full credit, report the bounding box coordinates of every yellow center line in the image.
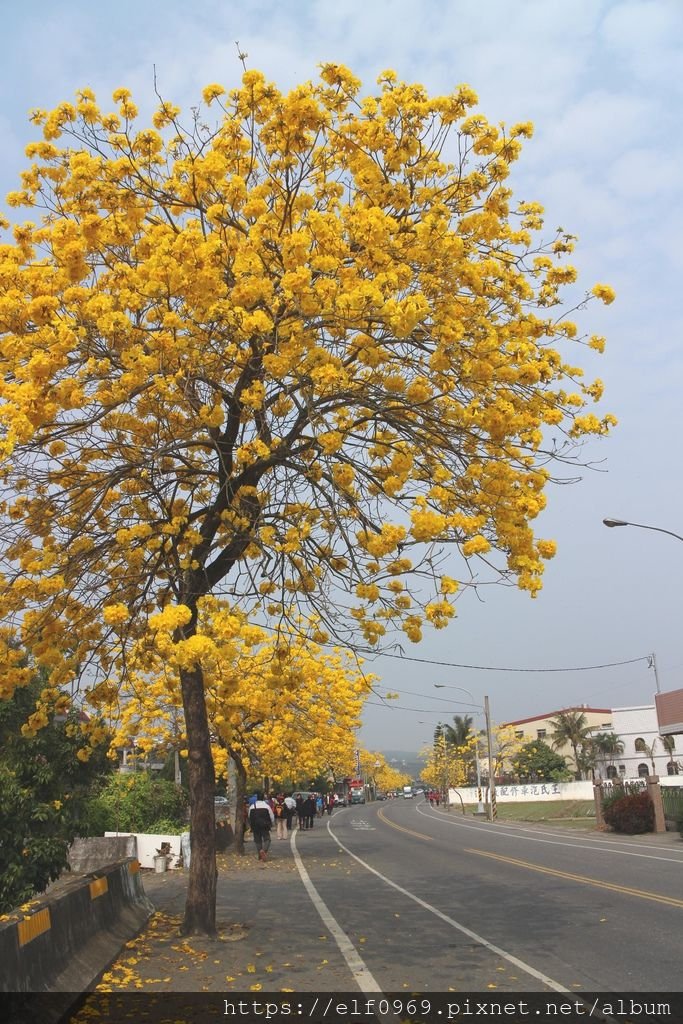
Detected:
[377,808,433,842]
[465,848,683,909]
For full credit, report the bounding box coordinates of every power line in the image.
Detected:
[375,688,477,706]
[251,617,652,675]
[365,699,448,713]
[361,651,651,674]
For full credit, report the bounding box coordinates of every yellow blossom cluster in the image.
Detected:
[109,600,372,786]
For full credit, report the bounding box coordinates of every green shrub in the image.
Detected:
[80,773,188,834]
[603,791,654,834]
[147,818,186,835]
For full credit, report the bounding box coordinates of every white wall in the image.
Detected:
[448,775,681,806]
[105,832,183,869]
[449,780,595,803]
[604,705,680,779]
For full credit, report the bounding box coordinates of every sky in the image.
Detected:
[2,0,682,753]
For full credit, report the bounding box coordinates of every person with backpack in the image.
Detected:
[273,794,287,840]
[248,791,275,861]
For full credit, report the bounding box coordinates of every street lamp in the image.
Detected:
[602,518,683,543]
[603,517,683,692]
[434,684,493,819]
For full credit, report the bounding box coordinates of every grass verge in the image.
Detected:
[460,799,596,826]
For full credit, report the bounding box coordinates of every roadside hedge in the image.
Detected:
[603,791,654,834]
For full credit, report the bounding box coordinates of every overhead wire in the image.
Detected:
[360,651,652,673]
[252,618,652,675]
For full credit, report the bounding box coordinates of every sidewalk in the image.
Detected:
[92,825,357,995]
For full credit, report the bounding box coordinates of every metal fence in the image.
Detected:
[661,785,683,823]
[600,779,647,803]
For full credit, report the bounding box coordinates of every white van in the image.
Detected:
[402,785,414,799]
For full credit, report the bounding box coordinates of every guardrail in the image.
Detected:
[0,857,153,996]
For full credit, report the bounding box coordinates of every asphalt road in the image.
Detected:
[294,799,683,993]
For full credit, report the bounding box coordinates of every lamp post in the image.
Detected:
[603,517,683,692]
[603,518,683,543]
[434,684,494,819]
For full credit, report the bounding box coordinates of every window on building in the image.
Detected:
[637,762,649,777]
[601,723,612,729]
[606,765,618,779]
[515,731,524,739]
[634,737,647,752]
[618,765,626,775]
[667,761,680,776]
[537,729,546,740]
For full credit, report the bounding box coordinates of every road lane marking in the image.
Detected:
[327,819,568,993]
[377,808,433,841]
[290,829,382,992]
[465,848,683,908]
[417,803,683,864]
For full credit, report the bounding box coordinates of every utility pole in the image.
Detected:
[484,695,497,821]
[474,739,485,815]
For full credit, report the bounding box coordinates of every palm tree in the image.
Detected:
[640,739,658,775]
[576,739,598,781]
[441,714,474,747]
[549,710,593,780]
[592,732,625,777]
[660,734,680,774]
[435,715,475,783]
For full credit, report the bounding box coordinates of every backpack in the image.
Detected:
[251,806,272,830]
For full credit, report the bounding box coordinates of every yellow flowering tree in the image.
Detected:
[0,66,614,933]
[107,599,372,849]
[421,733,477,794]
[360,750,410,795]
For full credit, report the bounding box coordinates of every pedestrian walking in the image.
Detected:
[273,794,288,840]
[302,793,316,829]
[248,791,274,861]
[284,793,296,831]
[296,794,306,830]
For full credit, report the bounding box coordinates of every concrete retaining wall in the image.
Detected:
[104,831,182,868]
[0,858,153,994]
[68,835,137,873]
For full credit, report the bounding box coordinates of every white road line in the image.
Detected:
[327,819,568,993]
[416,804,683,864]
[290,828,382,993]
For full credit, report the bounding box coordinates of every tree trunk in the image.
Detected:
[231,752,247,855]
[179,662,217,936]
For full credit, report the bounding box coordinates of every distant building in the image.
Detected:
[606,705,680,779]
[655,687,683,738]
[502,703,680,780]
[502,705,613,774]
